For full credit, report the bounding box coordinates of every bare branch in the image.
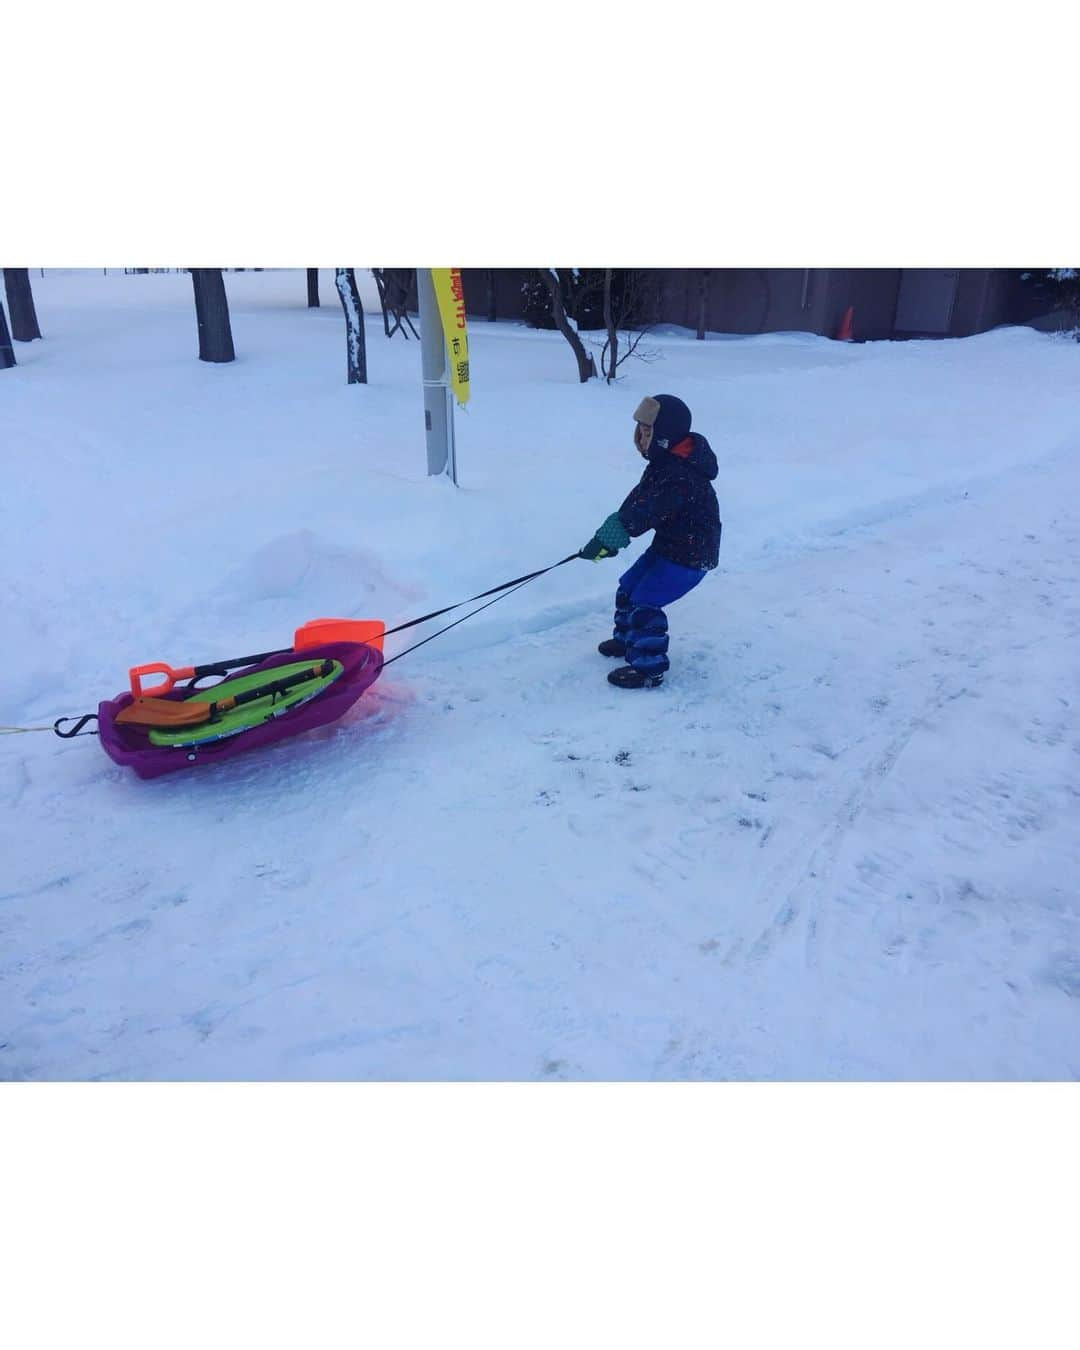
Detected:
[537,268,597,382]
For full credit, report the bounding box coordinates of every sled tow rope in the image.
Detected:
[5,553,582,738]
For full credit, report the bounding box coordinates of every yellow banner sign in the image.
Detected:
[431,268,470,406]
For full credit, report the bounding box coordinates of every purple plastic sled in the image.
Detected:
[97,641,384,779]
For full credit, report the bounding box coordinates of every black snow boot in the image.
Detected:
[598,638,627,658]
[607,665,664,689]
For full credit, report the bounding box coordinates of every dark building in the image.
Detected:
[459,269,1063,341]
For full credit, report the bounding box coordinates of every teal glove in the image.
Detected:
[579,511,630,560]
[596,512,631,551]
[580,536,615,561]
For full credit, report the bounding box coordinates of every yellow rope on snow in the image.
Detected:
[0,724,55,735]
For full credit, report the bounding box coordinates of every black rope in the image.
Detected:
[381,554,580,668]
[186,554,581,684]
[46,555,582,736]
[379,553,581,640]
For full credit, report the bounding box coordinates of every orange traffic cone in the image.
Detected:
[835,305,855,341]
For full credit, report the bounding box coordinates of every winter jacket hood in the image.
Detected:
[663,432,719,481]
[618,432,722,571]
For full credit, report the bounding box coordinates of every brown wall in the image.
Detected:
[816,270,902,341]
[707,269,822,335]
[979,270,1022,331]
[644,269,826,335]
[461,269,533,321]
[951,270,993,336]
[458,268,1052,340]
[650,268,905,341]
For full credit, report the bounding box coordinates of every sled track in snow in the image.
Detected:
[740,673,972,970]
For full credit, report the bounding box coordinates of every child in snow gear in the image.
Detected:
[580,394,721,689]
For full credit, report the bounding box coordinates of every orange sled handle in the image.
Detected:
[129,662,197,698]
[128,619,385,698]
[293,618,385,653]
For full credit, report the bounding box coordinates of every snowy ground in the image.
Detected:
[3,268,1079,1080]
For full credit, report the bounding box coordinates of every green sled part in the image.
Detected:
[148,659,345,748]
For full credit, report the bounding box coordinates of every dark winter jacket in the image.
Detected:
[617,433,722,570]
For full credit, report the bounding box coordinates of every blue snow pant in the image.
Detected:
[614,547,707,676]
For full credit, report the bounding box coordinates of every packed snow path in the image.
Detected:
[3,271,1079,1078]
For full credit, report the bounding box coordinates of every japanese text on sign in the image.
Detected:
[431,268,471,406]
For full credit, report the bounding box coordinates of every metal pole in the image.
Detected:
[445,386,458,484]
[418,267,456,482]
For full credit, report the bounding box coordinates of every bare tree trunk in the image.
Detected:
[306,269,320,308]
[537,268,596,382]
[486,269,497,321]
[335,268,367,384]
[371,268,419,340]
[696,268,710,340]
[372,269,391,336]
[0,300,16,369]
[190,269,235,362]
[393,269,419,336]
[3,269,42,340]
[602,268,618,382]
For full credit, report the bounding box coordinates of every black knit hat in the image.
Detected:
[647,394,692,451]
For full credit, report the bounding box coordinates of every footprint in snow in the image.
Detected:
[1042,953,1080,999]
